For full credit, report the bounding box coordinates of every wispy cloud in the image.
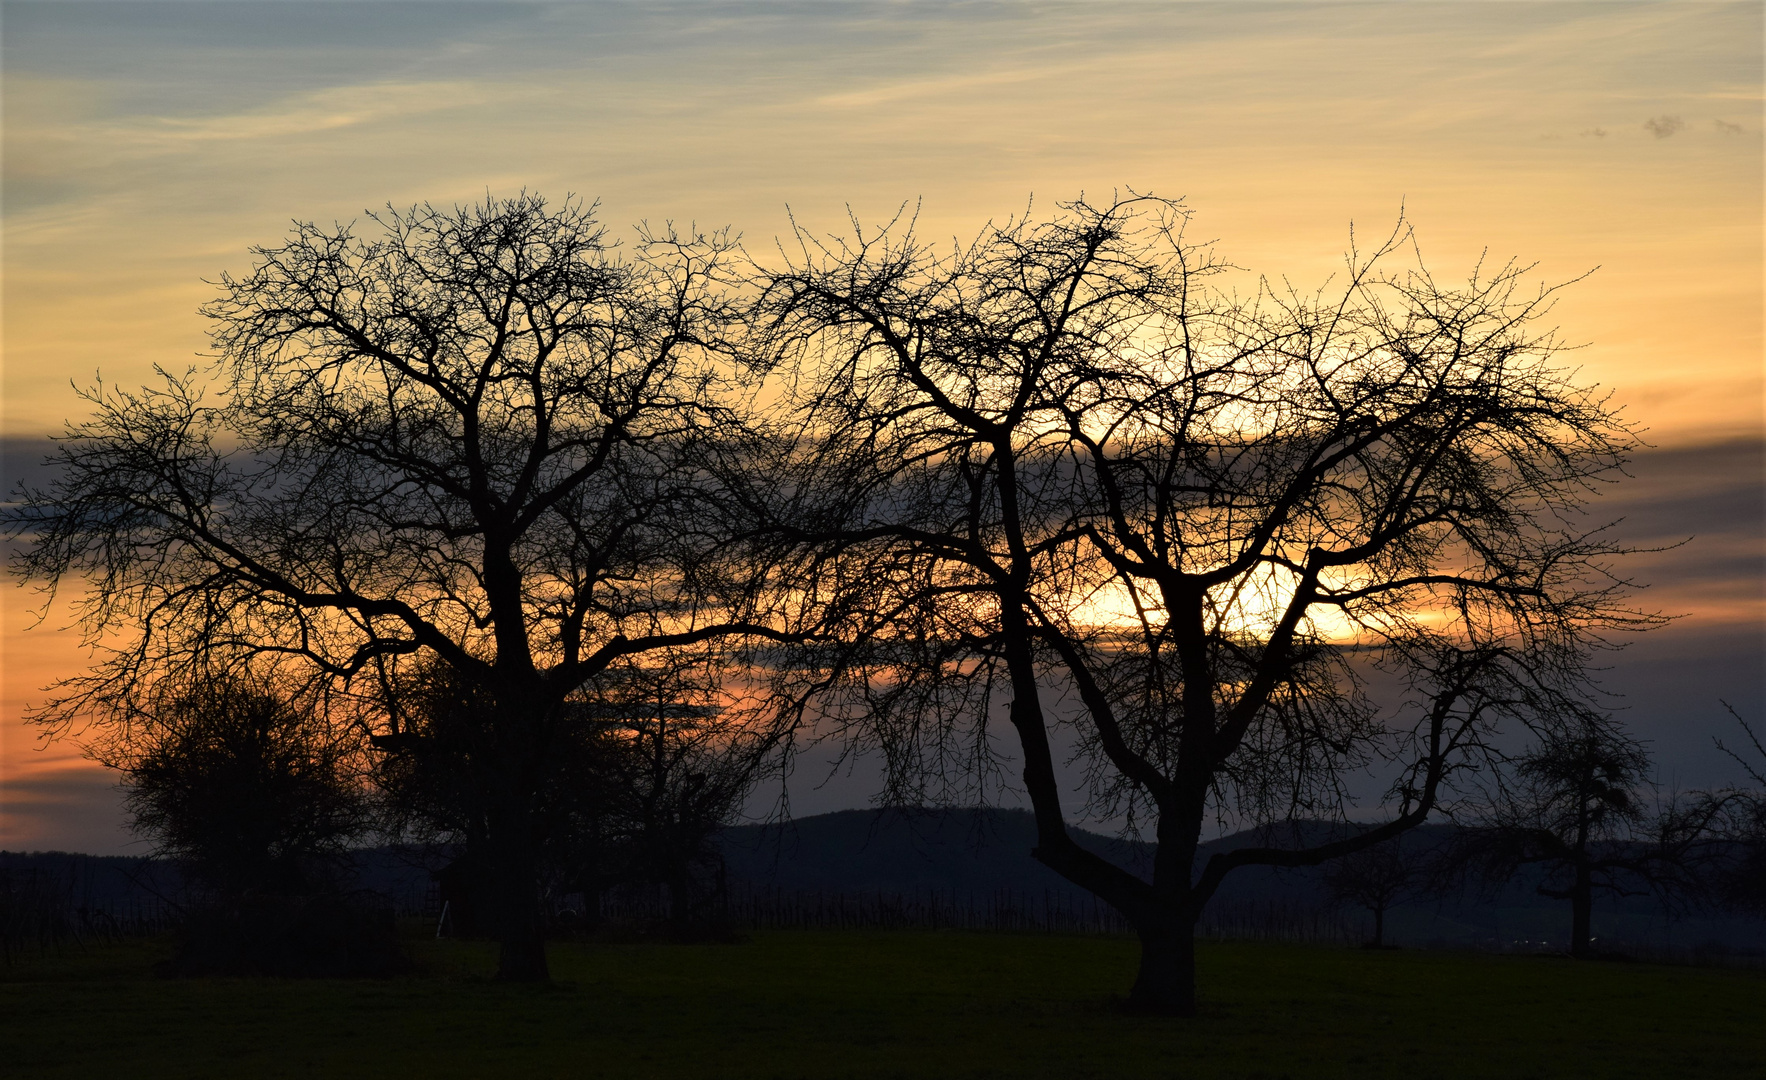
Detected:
[813,66,1059,110]
[1644,114,1686,139]
[117,81,505,145]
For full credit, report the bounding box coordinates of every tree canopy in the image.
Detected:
[749,193,1656,1011]
[10,191,1665,1004]
[11,194,805,980]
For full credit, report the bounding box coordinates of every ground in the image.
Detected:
[4,929,1762,1078]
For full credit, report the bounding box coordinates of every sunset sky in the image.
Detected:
[3,1,1761,854]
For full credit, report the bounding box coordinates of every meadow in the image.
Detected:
[4,929,1762,1079]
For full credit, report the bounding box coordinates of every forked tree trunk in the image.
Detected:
[1129,924,1198,1016]
[1000,603,1210,1015]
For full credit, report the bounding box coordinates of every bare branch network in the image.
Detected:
[7,192,1687,1003]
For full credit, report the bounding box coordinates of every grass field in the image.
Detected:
[4,930,1763,1079]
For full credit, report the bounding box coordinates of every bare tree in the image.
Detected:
[1453,716,1736,958]
[8,194,803,981]
[754,194,1655,1012]
[1699,703,1764,916]
[1322,835,1424,948]
[580,652,775,934]
[1468,721,1654,958]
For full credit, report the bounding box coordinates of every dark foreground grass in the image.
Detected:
[4,930,1762,1079]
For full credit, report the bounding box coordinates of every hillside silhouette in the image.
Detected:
[8,808,1761,955]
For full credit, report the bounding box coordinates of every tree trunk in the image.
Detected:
[1371,905,1386,949]
[487,803,550,982]
[493,864,548,981]
[1569,864,1593,959]
[998,596,1202,1016]
[1128,926,1198,1016]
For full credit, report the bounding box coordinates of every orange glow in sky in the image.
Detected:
[3,2,1760,851]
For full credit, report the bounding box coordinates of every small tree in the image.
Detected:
[1456,717,1720,958]
[581,654,775,934]
[1322,836,1422,948]
[115,674,367,898]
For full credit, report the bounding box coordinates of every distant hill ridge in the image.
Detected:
[10,807,1761,951]
[721,807,1143,898]
[715,808,1764,952]
[0,808,1398,910]
[717,807,1462,904]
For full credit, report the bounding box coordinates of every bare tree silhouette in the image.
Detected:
[1454,713,1746,958]
[1322,835,1425,948]
[8,194,806,981]
[578,653,773,935]
[751,193,1658,1012]
[1707,703,1765,916]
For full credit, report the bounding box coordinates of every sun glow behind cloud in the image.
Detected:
[1066,563,1412,648]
